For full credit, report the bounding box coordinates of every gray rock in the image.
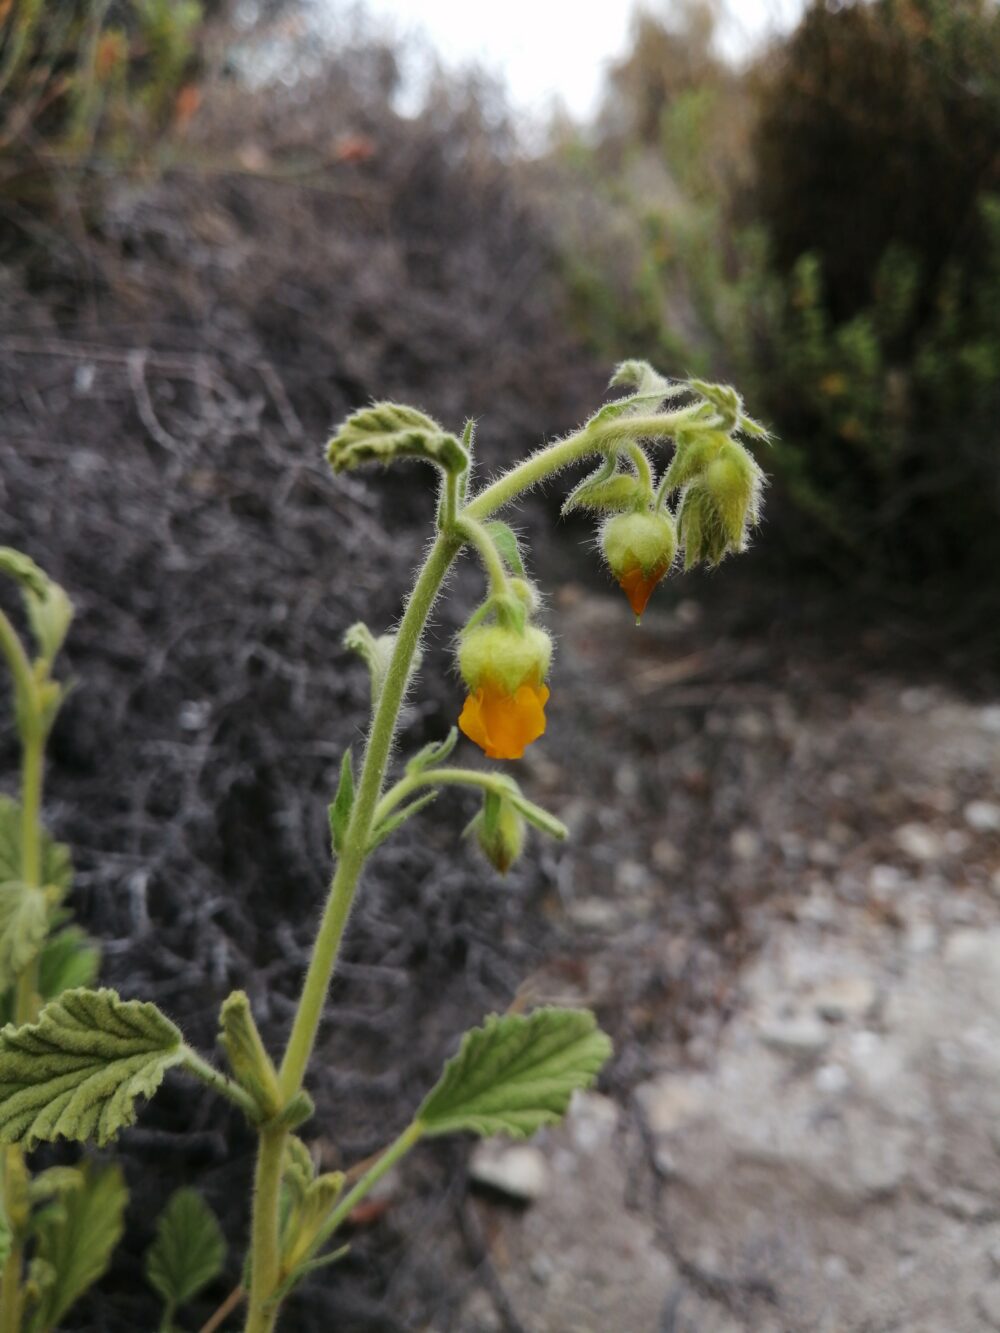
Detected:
[894,823,944,862]
[635,1076,707,1135]
[810,975,878,1023]
[469,1143,549,1202]
[965,800,1000,833]
[759,1015,831,1061]
[977,1282,1000,1330]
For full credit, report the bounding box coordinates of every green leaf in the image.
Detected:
[343,623,406,705]
[145,1188,226,1311]
[327,403,468,477]
[37,927,100,1003]
[26,1163,127,1333]
[0,987,184,1149]
[483,521,525,577]
[0,1205,11,1269]
[0,548,73,664]
[328,749,355,857]
[562,470,645,516]
[0,796,73,897]
[417,1007,611,1139]
[366,791,437,854]
[405,727,459,776]
[0,881,50,993]
[219,991,281,1121]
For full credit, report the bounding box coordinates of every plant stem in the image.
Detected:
[182,1048,262,1123]
[456,518,509,595]
[373,767,515,826]
[309,1121,423,1259]
[245,1126,285,1333]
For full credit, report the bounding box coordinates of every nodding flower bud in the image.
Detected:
[469,792,526,874]
[600,510,677,620]
[457,623,552,760]
[677,438,762,568]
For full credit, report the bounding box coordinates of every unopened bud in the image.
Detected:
[469,792,526,874]
[601,510,677,620]
[678,438,762,568]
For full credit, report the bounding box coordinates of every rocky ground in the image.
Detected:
[447,584,1000,1333]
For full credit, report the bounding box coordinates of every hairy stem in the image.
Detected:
[245,1126,285,1333]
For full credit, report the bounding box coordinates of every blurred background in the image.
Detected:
[1,1,1000,1328]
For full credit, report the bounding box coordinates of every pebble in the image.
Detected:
[965,800,1000,833]
[815,1063,850,1095]
[469,1144,549,1202]
[894,823,944,862]
[567,898,621,931]
[635,1076,706,1135]
[731,827,762,862]
[567,1091,618,1153]
[810,976,877,1022]
[977,1282,1000,1330]
[759,1015,830,1061]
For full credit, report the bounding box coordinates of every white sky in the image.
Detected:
[358,1,806,120]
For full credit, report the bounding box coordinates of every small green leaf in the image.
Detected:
[343,623,402,704]
[366,791,437,854]
[417,1007,611,1139]
[37,927,101,1003]
[562,470,645,516]
[28,1166,85,1205]
[0,881,50,993]
[26,1163,127,1333]
[483,521,525,577]
[0,796,73,897]
[327,403,468,477]
[405,727,459,776]
[145,1188,226,1311]
[219,991,281,1120]
[0,548,73,664]
[328,749,355,857]
[609,360,671,396]
[0,987,185,1149]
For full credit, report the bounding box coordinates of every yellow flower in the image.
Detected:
[457,623,552,760]
[459,681,550,760]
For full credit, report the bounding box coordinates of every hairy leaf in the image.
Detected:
[145,1188,225,1311]
[366,791,437,854]
[0,988,184,1149]
[417,1008,611,1139]
[327,403,468,477]
[562,471,645,515]
[0,881,49,992]
[328,749,355,856]
[483,521,525,576]
[405,727,458,776]
[27,1164,127,1333]
[36,927,100,1004]
[219,990,280,1120]
[0,796,73,896]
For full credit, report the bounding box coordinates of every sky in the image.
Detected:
[357,1,806,121]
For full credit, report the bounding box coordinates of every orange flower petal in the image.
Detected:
[617,561,669,619]
[458,681,550,760]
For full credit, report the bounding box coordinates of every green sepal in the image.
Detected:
[25,1163,127,1333]
[0,795,73,898]
[271,1245,349,1306]
[405,727,459,776]
[366,792,438,854]
[0,987,184,1149]
[145,1188,226,1316]
[0,548,74,665]
[328,749,355,857]
[483,521,526,577]
[277,1136,348,1296]
[327,403,469,478]
[417,1007,611,1139]
[218,991,282,1122]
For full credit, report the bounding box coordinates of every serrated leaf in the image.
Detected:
[145,1188,225,1311]
[417,1008,611,1139]
[0,548,73,663]
[0,987,184,1149]
[405,727,459,776]
[327,403,468,477]
[328,749,355,856]
[366,791,437,854]
[26,1163,126,1333]
[0,881,49,992]
[219,991,281,1120]
[0,796,73,897]
[483,521,525,577]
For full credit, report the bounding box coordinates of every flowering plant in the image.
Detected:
[0,362,765,1331]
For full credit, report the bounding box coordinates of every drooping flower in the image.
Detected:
[601,510,677,620]
[468,792,527,873]
[457,623,552,760]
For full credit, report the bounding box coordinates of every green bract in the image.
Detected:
[601,509,677,578]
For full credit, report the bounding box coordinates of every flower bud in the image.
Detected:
[600,510,677,620]
[678,438,762,568]
[457,623,553,760]
[469,792,526,874]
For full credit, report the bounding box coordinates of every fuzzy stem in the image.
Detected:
[244,1125,285,1333]
[308,1121,423,1260]
[456,517,509,596]
[182,1048,262,1123]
